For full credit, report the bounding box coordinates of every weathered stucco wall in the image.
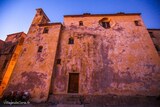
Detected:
[0,32,26,81]
[2,9,160,103]
[52,14,160,96]
[0,32,26,97]
[5,32,25,42]
[4,9,62,103]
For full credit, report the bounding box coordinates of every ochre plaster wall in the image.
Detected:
[0,33,26,98]
[52,15,160,96]
[4,9,62,102]
[2,10,160,103]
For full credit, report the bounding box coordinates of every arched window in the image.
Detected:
[99,18,111,29]
[68,37,74,44]
[38,46,43,52]
[79,21,83,26]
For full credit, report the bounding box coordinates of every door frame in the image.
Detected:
[67,72,79,93]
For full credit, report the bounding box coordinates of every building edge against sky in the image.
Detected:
[0,8,160,103]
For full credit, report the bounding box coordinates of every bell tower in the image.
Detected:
[28,8,50,34]
[31,8,50,25]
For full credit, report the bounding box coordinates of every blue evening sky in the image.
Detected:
[0,0,160,40]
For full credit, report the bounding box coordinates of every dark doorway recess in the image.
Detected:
[68,73,79,93]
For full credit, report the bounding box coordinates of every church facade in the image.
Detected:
[0,8,160,103]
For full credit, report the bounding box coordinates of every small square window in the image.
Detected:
[38,46,43,52]
[68,37,74,44]
[57,59,61,64]
[43,28,49,33]
[134,20,141,26]
[79,21,83,26]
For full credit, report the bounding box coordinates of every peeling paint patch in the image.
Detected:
[36,53,45,62]
[6,71,47,92]
[113,23,125,32]
[54,76,67,92]
[40,92,45,99]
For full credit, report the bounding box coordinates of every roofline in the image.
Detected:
[7,32,26,37]
[38,22,62,26]
[147,28,160,30]
[36,8,50,22]
[0,39,4,42]
[64,13,141,17]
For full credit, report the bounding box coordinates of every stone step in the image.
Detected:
[48,95,84,104]
[48,95,160,106]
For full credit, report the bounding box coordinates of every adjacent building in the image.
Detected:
[0,32,26,97]
[148,29,160,56]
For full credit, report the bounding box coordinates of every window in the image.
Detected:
[99,18,111,29]
[79,21,83,26]
[68,37,74,44]
[149,32,155,38]
[43,27,49,33]
[38,46,43,52]
[102,22,110,29]
[57,59,61,64]
[134,20,141,26]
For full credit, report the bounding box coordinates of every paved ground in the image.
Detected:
[0,103,160,107]
[0,95,160,107]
